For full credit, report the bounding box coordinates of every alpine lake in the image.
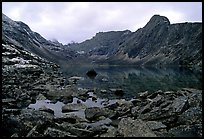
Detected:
[60,64,202,100]
[28,64,202,122]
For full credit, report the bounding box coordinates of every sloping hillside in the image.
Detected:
[68,15,202,68]
[2,13,202,68]
[2,13,78,65]
[110,15,202,67]
[68,30,132,56]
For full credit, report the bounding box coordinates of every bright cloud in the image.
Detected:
[2,2,202,44]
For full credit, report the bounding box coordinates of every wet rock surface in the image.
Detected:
[2,41,202,137]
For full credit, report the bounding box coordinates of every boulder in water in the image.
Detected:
[86,69,97,79]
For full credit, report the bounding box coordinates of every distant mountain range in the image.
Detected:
[2,13,202,68]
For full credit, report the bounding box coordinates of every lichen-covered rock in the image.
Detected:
[117,117,157,137]
[84,107,116,121]
[168,124,202,137]
[44,127,76,137]
[54,113,88,124]
[36,94,47,100]
[181,88,202,107]
[146,121,167,131]
[55,122,94,137]
[171,96,189,114]
[26,125,43,137]
[100,126,117,137]
[62,103,86,113]
[177,107,202,125]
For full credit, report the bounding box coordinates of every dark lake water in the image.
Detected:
[59,65,202,100]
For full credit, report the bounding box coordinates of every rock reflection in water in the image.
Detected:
[28,92,109,118]
[60,65,202,100]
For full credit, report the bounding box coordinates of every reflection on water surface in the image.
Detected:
[60,65,202,100]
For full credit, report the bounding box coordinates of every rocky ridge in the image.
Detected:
[112,15,202,67]
[2,13,202,68]
[68,30,131,56]
[2,13,79,65]
[69,15,202,68]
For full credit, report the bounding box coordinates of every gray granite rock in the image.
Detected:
[168,124,202,137]
[62,103,87,113]
[100,126,117,137]
[117,117,157,137]
[177,107,202,125]
[39,106,54,115]
[171,96,189,114]
[146,121,167,131]
[44,127,76,137]
[85,107,116,121]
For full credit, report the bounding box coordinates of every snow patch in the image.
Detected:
[10,57,31,64]
[123,31,130,35]
[77,51,85,54]
[14,64,38,68]
[2,44,20,54]
[23,28,30,35]
[2,52,12,55]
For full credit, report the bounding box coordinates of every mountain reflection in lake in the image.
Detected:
[59,65,202,100]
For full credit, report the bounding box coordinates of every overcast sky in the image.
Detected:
[2,2,202,44]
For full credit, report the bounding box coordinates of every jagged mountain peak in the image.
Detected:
[150,15,170,23]
[149,14,170,25]
[144,14,170,30]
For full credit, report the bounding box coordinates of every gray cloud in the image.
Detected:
[2,2,202,44]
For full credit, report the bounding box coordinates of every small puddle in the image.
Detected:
[28,100,65,117]
[28,93,118,118]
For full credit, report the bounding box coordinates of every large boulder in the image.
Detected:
[86,69,97,79]
[171,96,189,114]
[39,106,54,115]
[62,103,86,113]
[100,126,117,137]
[117,117,157,137]
[84,107,116,121]
[168,124,202,137]
[110,88,124,96]
[146,121,167,131]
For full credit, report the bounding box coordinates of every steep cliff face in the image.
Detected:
[111,15,202,67]
[69,15,202,67]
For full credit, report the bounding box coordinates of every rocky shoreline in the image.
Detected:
[2,42,202,137]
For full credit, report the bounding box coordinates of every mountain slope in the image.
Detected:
[68,30,132,56]
[2,13,78,65]
[110,15,202,67]
[69,15,202,67]
[2,14,202,68]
